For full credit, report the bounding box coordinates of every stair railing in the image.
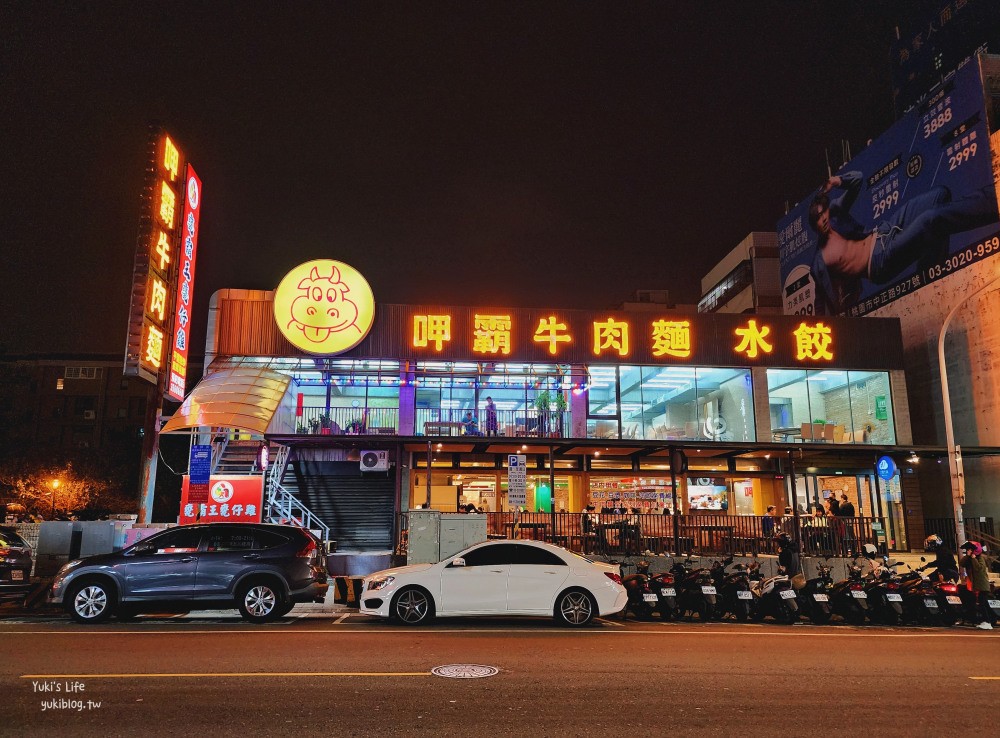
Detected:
[264,445,330,543]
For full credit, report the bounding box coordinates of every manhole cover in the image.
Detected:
[431,664,500,679]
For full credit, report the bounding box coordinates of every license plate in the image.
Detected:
[660,588,676,597]
[736,591,753,600]
[779,589,796,599]
[851,590,867,599]
[923,598,939,609]
[813,593,829,602]
[988,600,1000,609]
[642,593,658,603]
[946,596,962,605]
[11,570,23,581]
[886,593,902,602]
[701,586,716,595]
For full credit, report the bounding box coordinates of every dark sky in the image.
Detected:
[2,3,915,357]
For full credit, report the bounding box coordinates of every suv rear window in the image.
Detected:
[254,529,291,550]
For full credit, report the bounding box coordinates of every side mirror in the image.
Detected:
[894,561,904,567]
[450,557,466,568]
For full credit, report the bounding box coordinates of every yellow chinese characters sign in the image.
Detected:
[533,316,571,355]
[473,315,512,355]
[734,319,773,359]
[593,318,629,357]
[413,314,452,351]
[794,322,834,361]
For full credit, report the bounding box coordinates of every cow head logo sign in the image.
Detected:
[273,259,375,355]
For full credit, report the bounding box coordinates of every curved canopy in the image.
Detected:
[161,363,292,434]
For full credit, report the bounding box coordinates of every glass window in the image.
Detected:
[587,366,619,439]
[508,544,566,566]
[641,366,698,440]
[205,527,258,552]
[697,368,754,442]
[767,369,809,440]
[848,371,895,444]
[460,544,516,567]
[146,527,203,554]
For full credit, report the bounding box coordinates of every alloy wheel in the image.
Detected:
[245,585,277,618]
[74,585,108,620]
[559,591,593,625]
[395,589,430,623]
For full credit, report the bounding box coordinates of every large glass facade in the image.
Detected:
[591,365,754,442]
[766,369,895,444]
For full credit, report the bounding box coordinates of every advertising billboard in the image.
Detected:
[778,60,1000,317]
[166,164,202,401]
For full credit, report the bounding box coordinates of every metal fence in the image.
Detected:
[395,512,886,558]
[924,517,996,551]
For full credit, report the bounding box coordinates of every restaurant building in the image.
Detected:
[162,259,926,562]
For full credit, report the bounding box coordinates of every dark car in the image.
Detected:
[0,526,33,601]
[49,523,328,624]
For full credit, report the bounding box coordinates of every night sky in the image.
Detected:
[3,3,916,359]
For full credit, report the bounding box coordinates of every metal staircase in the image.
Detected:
[264,445,331,543]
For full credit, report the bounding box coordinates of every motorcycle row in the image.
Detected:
[618,555,1000,627]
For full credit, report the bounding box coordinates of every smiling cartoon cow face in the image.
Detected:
[288,265,362,344]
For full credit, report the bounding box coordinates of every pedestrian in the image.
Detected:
[837,492,856,554]
[837,493,855,517]
[775,533,801,577]
[484,396,499,436]
[762,505,777,537]
[960,541,994,630]
[781,507,795,536]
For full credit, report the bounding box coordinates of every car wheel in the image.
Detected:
[555,589,596,627]
[391,587,434,625]
[67,579,116,624]
[274,602,295,618]
[237,580,284,623]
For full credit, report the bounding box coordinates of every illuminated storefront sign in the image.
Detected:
[794,321,834,361]
[734,319,773,359]
[273,260,375,355]
[124,131,185,385]
[179,475,264,524]
[166,164,202,401]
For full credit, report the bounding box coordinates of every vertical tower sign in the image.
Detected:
[124,129,185,384]
[167,164,202,401]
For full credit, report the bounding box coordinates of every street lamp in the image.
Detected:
[49,479,60,520]
[937,266,1000,553]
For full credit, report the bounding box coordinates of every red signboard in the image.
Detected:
[179,476,263,524]
[167,164,202,401]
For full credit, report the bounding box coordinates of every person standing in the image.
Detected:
[837,492,856,555]
[484,396,499,437]
[762,505,777,537]
[960,541,994,630]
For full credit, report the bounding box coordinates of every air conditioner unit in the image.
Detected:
[360,450,389,472]
[83,410,96,420]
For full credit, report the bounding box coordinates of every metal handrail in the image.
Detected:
[210,430,229,475]
[267,481,330,543]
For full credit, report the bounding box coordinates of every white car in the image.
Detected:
[360,540,627,626]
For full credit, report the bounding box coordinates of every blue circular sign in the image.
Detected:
[876,455,897,481]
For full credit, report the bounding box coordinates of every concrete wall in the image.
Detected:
[870,254,1000,519]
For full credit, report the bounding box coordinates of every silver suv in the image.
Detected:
[50,523,328,623]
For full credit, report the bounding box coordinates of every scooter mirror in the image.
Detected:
[920,556,927,562]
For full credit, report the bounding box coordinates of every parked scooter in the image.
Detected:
[671,555,718,621]
[863,557,905,626]
[711,556,754,622]
[796,559,835,625]
[747,560,798,624]
[915,557,965,626]
[829,562,870,625]
[647,567,681,621]
[618,559,657,621]
[895,561,947,625]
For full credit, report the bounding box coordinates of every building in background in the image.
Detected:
[0,355,157,452]
[698,232,782,315]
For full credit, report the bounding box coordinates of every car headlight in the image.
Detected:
[366,576,395,591]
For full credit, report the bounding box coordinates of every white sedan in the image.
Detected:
[360,540,626,626]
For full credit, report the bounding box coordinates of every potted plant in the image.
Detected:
[345,417,365,435]
[552,391,567,436]
[533,390,551,436]
[308,417,321,435]
[319,414,333,435]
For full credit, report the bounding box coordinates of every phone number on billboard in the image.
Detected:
[925,235,1000,281]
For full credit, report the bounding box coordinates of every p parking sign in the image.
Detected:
[507,454,527,508]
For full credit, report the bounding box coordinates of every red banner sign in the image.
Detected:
[179,476,263,524]
[167,164,202,401]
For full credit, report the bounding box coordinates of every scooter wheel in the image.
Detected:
[734,606,749,623]
[847,609,866,626]
[696,601,712,621]
[809,609,832,626]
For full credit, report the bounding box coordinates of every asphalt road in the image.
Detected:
[2,613,998,737]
